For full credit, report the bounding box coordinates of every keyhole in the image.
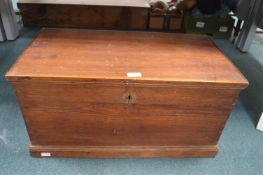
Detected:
[127,95,132,101]
[123,93,135,104]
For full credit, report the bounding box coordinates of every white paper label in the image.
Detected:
[41,152,51,157]
[127,72,142,78]
[256,113,263,132]
[196,22,205,28]
[219,26,228,32]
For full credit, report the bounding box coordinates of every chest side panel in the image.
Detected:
[14,82,240,146]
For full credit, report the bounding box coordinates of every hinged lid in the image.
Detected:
[6,28,248,89]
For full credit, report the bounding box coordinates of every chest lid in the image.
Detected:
[6,28,248,89]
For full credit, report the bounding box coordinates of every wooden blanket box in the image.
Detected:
[6,28,248,158]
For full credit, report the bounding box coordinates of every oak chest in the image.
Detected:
[6,28,248,158]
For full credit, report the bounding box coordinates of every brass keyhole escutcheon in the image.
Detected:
[123,92,136,104]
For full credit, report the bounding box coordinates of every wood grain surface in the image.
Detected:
[14,82,240,147]
[6,28,248,89]
[6,28,248,158]
[30,145,218,158]
[18,4,149,29]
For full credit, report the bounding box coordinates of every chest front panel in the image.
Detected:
[15,82,238,146]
